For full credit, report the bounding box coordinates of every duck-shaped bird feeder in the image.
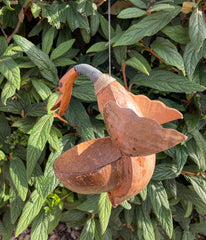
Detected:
[51,64,187,207]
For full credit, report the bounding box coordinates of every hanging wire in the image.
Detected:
[108,0,111,76]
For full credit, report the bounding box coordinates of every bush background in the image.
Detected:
[0,0,206,239]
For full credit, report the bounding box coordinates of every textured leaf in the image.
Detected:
[48,127,61,152]
[42,27,55,54]
[2,210,14,240]
[1,81,16,105]
[148,3,175,13]
[66,2,90,33]
[148,181,173,238]
[131,70,205,92]
[0,36,7,56]
[15,190,44,237]
[77,0,93,16]
[129,0,146,9]
[41,1,67,29]
[32,79,52,100]
[64,98,95,141]
[80,218,95,240]
[86,42,108,53]
[189,8,206,52]
[9,187,24,224]
[125,57,149,75]
[136,204,155,240]
[162,25,189,44]
[90,8,99,36]
[113,46,127,65]
[187,130,206,171]
[27,114,54,179]
[99,14,115,40]
[78,195,99,213]
[72,83,96,101]
[139,186,147,201]
[10,156,28,201]
[47,92,59,114]
[151,37,185,75]
[115,7,180,46]
[183,41,206,80]
[152,163,178,180]
[175,145,188,172]
[31,2,41,18]
[0,56,20,89]
[31,210,49,240]
[190,222,206,235]
[184,175,206,204]
[184,113,200,133]
[13,35,58,83]
[117,7,146,19]
[98,192,112,234]
[50,39,75,60]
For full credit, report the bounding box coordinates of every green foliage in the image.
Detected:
[0,0,206,239]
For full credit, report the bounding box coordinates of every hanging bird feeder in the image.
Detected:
[51,64,187,207]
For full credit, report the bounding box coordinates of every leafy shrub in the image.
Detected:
[0,0,206,239]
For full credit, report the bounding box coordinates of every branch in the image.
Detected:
[0,24,8,39]
[140,40,179,73]
[7,8,24,44]
[121,61,129,90]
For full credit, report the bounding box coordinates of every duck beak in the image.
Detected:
[51,67,79,116]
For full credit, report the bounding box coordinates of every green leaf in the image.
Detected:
[27,114,54,179]
[31,79,52,100]
[61,209,86,226]
[99,14,115,40]
[47,205,62,234]
[0,56,21,89]
[42,27,55,54]
[0,112,11,153]
[115,7,180,46]
[81,28,91,43]
[139,186,147,201]
[0,97,22,114]
[64,98,95,141]
[41,1,67,29]
[184,175,206,204]
[0,36,7,56]
[9,187,24,224]
[2,210,14,240]
[136,204,155,240]
[113,46,127,65]
[187,130,206,171]
[48,127,61,152]
[183,42,206,80]
[184,113,200,133]
[80,217,95,240]
[182,231,195,240]
[152,163,178,181]
[31,210,49,240]
[124,57,150,75]
[30,2,41,18]
[148,181,173,238]
[13,35,58,84]
[1,81,16,105]
[148,3,175,13]
[66,2,90,33]
[175,145,188,172]
[90,8,99,36]
[72,83,96,102]
[131,70,206,93]
[47,92,60,114]
[117,7,146,19]
[190,222,206,235]
[50,39,75,60]
[120,200,132,210]
[129,0,147,9]
[151,37,185,75]
[86,42,108,53]
[78,195,99,213]
[189,8,206,52]
[10,156,28,201]
[15,190,44,237]
[124,207,135,226]
[98,192,112,234]
[162,25,189,45]
[53,57,76,67]
[77,0,93,16]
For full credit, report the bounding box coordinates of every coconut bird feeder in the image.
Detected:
[51,64,187,207]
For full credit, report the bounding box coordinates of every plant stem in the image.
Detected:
[121,61,128,90]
